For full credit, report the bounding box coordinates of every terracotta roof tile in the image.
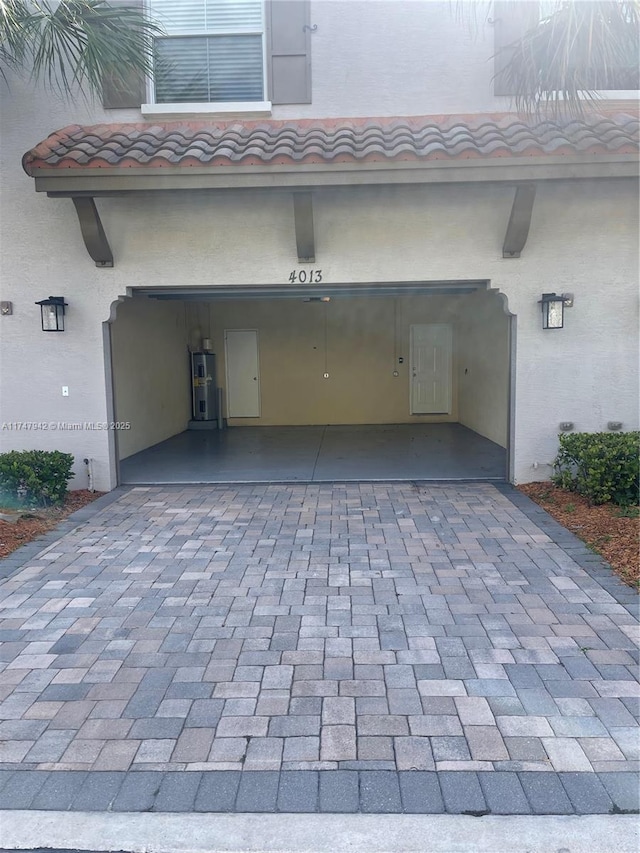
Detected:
[22,112,639,174]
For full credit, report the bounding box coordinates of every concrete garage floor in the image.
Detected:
[120,423,506,484]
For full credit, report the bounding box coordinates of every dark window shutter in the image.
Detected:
[101,0,146,109]
[266,0,312,105]
[493,0,539,96]
[581,66,639,90]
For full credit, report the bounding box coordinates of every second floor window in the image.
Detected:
[149,0,265,104]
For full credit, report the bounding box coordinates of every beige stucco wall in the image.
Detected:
[110,296,190,459]
[200,295,467,426]
[0,4,638,491]
[457,291,510,448]
[1,174,637,490]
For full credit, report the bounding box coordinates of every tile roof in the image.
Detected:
[22,112,639,174]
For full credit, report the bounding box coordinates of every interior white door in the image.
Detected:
[410,324,453,414]
[225,330,261,418]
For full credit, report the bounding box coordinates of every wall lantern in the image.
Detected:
[539,292,571,329]
[35,296,67,332]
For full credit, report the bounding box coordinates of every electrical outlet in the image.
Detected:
[62,386,69,397]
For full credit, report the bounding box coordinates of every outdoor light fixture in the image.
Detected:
[36,296,67,332]
[539,292,570,329]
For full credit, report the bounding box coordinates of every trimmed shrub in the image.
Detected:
[0,450,74,507]
[552,431,639,506]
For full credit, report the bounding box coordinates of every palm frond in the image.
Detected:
[0,0,163,98]
[0,1,38,73]
[498,1,640,118]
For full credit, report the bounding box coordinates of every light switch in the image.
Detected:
[62,386,69,397]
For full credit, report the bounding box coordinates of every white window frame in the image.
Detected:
[142,0,271,115]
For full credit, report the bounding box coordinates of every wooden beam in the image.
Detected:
[293,192,315,262]
[503,184,536,258]
[71,197,114,267]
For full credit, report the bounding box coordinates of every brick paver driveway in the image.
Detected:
[0,482,637,814]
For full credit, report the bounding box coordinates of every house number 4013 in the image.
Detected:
[288,269,323,283]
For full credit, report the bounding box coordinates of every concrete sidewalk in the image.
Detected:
[1,811,638,853]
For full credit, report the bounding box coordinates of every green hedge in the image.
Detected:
[552,431,639,506]
[0,450,74,507]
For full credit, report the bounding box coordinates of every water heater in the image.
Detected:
[191,352,217,422]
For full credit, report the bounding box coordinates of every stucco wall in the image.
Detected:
[1,173,638,488]
[199,295,466,426]
[457,291,510,448]
[0,2,638,490]
[1,166,637,490]
[273,0,511,119]
[139,0,637,121]
[110,297,190,459]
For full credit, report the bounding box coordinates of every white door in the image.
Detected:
[410,324,453,414]
[225,330,261,418]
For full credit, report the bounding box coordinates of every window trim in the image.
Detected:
[144,0,270,113]
[141,100,272,115]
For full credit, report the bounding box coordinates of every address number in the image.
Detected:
[289,269,322,283]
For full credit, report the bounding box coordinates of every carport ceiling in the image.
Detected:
[137,281,488,301]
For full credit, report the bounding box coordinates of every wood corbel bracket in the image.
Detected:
[71,196,114,267]
[293,192,315,263]
[503,183,536,259]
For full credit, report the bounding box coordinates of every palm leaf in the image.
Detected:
[0,0,163,98]
[0,2,39,75]
[498,1,640,117]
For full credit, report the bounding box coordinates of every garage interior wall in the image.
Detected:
[110,289,511,457]
[457,290,510,448]
[199,294,470,427]
[111,296,190,459]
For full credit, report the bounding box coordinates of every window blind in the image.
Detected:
[150,0,264,103]
[149,0,263,34]
[154,35,263,102]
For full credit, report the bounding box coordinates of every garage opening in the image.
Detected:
[109,282,512,483]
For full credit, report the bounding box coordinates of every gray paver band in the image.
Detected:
[0,482,637,815]
[0,769,638,814]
